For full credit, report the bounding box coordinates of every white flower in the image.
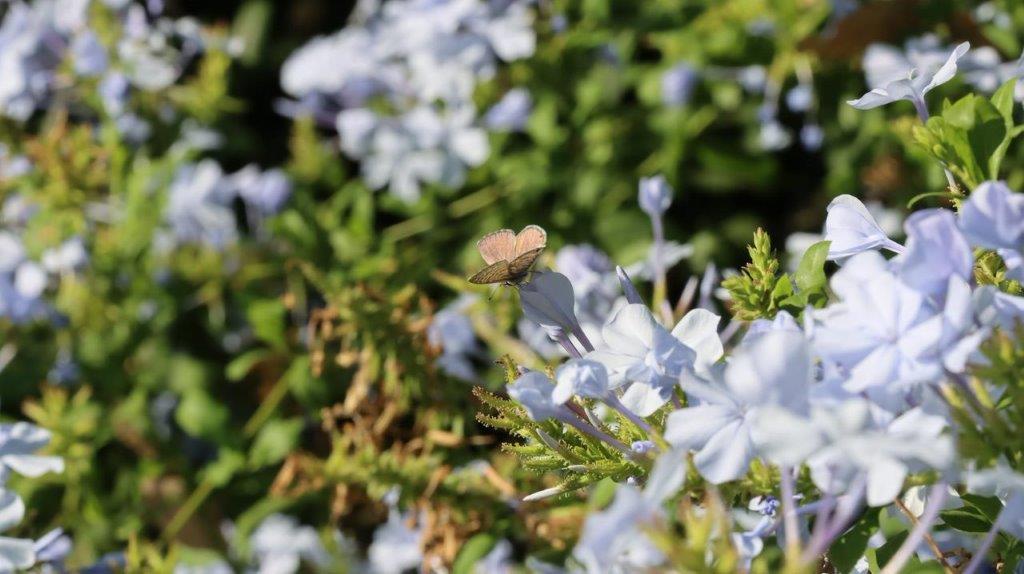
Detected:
[573,453,685,573]
[249,514,331,574]
[665,330,811,483]
[823,195,904,260]
[0,422,64,481]
[588,305,713,416]
[849,40,969,111]
[755,401,954,506]
[506,371,561,421]
[0,490,35,571]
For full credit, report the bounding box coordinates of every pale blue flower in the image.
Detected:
[507,371,560,421]
[0,422,65,480]
[71,31,108,77]
[959,181,1024,281]
[786,84,813,112]
[519,271,584,338]
[759,120,791,150]
[484,88,531,131]
[473,539,513,574]
[248,514,331,574]
[232,165,292,216]
[960,181,1024,250]
[553,359,609,404]
[572,453,685,573]
[429,295,481,381]
[661,63,698,107]
[164,160,238,249]
[588,304,697,415]
[33,527,71,565]
[623,241,693,281]
[823,195,905,260]
[665,330,811,483]
[337,105,489,201]
[638,175,673,218]
[368,506,422,574]
[0,490,36,570]
[0,2,65,121]
[800,124,823,150]
[848,40,969,113]
[41,237,87,274]
[755,401,954,506]
[893,209,973,299]
[813,252,946,395]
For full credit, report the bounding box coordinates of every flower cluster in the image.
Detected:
[280,0,535,201]
[476,172,1024,572]
[0,422,66,570]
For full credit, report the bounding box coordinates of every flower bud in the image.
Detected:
[519,271,582,336]
[638,175,672,217]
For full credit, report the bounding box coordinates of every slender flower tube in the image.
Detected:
[879,484,948,574]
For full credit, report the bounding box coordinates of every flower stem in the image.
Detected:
[780,466,802,558]
[554,330,583,359]
[881,484,949,574]
[802,478,865,563]
[603,393,665,449]
[962,510,1002,574]
[557,412,632,456]
[650,215,674,325]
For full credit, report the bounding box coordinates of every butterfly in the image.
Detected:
[468,225,547,285]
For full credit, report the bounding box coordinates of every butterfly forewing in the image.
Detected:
[514,225,547,257]
[468,261,513,284]
[508,247,544,276]
[476,229,517,265]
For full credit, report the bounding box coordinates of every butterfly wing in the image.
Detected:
[508,247,544,277]
[468,260,513,284]
[514,225,547,257]
[477,229,517,265]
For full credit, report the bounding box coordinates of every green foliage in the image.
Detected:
[722,230,830,321]
[913,80,1024,189]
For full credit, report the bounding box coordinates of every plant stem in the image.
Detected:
[162,478,215,541]
[780,466,802,557]
[962,511,1002,574]
[881,484,950,574]
[557,412,632,456]
[554,330,583,359]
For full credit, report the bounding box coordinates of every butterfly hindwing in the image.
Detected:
[468,260,513,284]
[476,229,517,265]
[514,225,547,257]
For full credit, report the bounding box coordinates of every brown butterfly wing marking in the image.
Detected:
[468,260,512,284]
[508,247,545,279]
[476,229,517,265]
[514,225,547,257]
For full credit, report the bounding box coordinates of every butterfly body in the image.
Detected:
[469,225,547,284]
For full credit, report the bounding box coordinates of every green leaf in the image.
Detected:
[830,507,880,573]
[175,389,230,439]
[226,349,272,381]
[940,508,993,533]
[874,530,908,568]
[771,274,793,302]
[453,534,497,574]
[200,449,245,487]
[248,418,304,468]
[991,79,1017,120]
[794,240,831,293]
[246,298,288,350]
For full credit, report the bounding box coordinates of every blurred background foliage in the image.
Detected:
[4,0,1024,570]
